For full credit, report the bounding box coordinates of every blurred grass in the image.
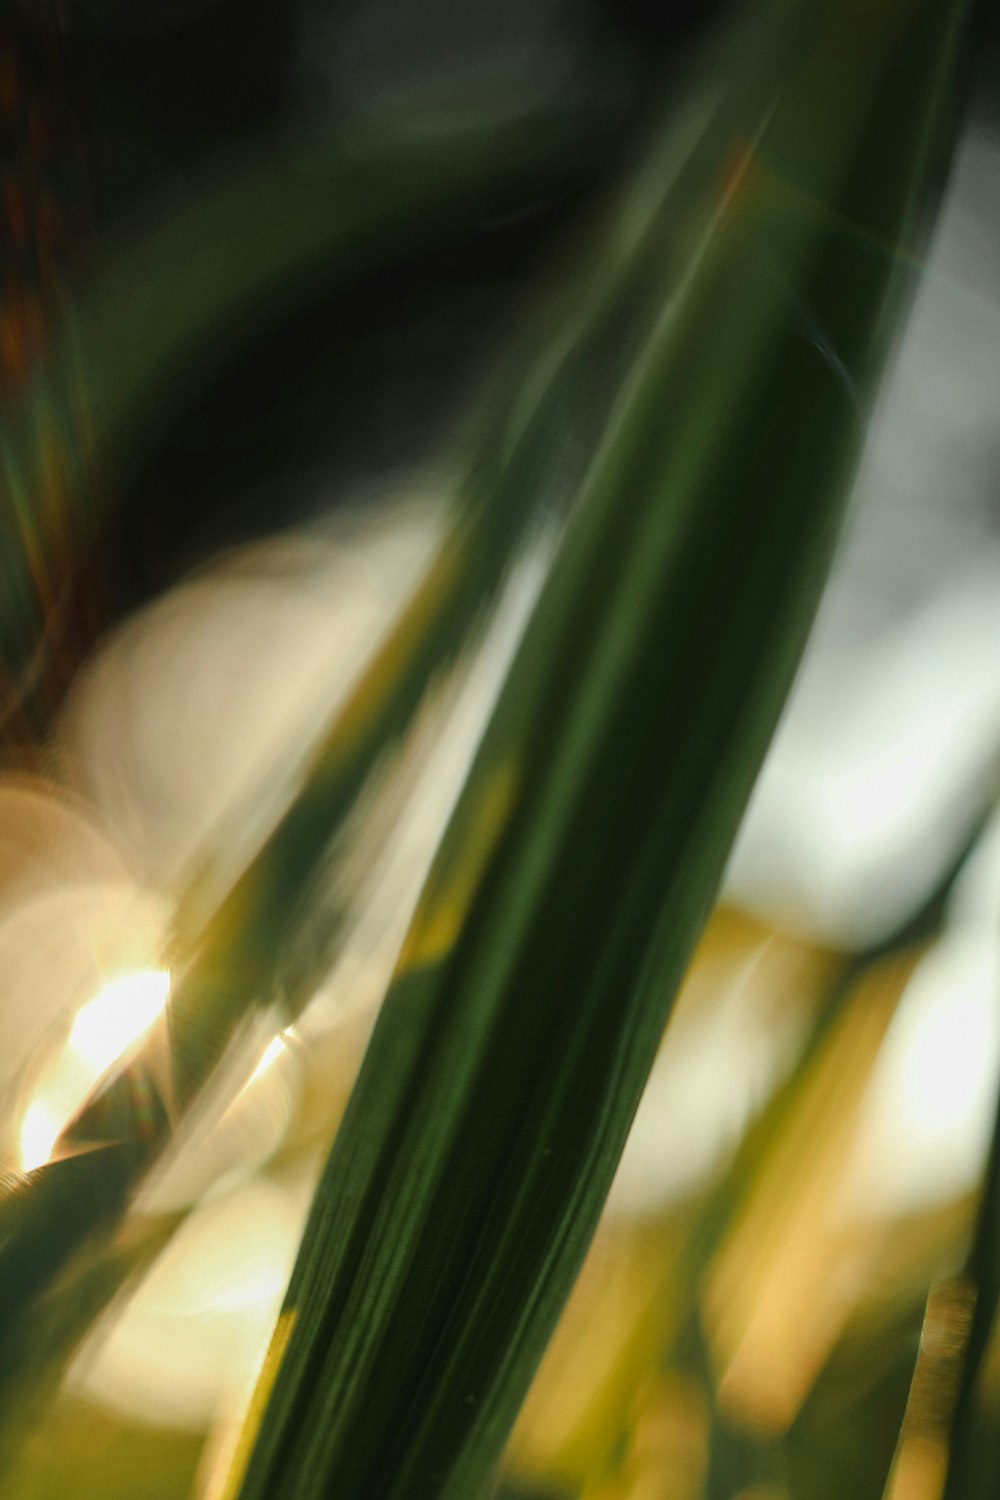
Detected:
[222,4,977,1498]
[0,1,990,1497]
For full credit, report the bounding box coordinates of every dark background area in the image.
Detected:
[29,0,729,610]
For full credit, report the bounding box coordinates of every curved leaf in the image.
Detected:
[229,3,974,1497]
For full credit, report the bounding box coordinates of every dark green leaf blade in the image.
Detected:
[230,3,975,1498]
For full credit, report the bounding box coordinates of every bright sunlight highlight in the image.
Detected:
[69,969,172,1074]
[19,1100,66,1179]
[19,968,171,1173]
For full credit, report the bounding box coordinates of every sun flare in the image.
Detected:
[18,968,171,1173]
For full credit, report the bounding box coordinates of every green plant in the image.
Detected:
[0,1,989,1497]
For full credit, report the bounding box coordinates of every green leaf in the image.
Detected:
[0,13,780,1373]
[0,70,700,1419]
[941,1087,1000,1499]
[228,4,974,1499]
[0,94,614,1455]
[0,33,743,1423]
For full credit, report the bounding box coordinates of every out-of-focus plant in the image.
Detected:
[0,0,990,1498]
[217,3,976,1498]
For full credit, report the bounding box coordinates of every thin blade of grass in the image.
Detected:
[228,4,975,1499]
[0,6,789,1400]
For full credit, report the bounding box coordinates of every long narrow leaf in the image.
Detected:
[228,3,974,1497]
[0,8,791,1385]
[0,21,766,1429]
